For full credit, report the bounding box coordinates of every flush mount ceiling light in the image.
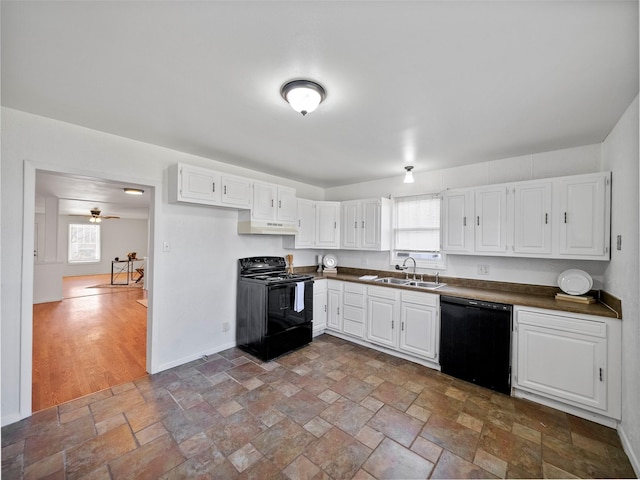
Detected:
[123,188,144,195]
[280,80,326,116]
[403,166,415,184]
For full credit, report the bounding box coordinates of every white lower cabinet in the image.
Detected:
[513,306,621,421]
[366,286,400,349]
[366,286,441,363]
[312,279,327,336]
[399,291,439,361]
[326,280,343,332]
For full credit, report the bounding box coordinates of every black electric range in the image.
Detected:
[236,257,314,361]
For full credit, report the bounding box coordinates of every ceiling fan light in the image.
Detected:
[403,166,415,184]
[124,188,144,195]
[281,80,326,116]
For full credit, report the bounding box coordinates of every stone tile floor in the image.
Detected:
[2,334,636,479]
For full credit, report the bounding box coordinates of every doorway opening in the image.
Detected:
[32,169,153,412]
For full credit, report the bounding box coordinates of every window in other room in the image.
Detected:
[68,223,101,263]
[391,193,445,269]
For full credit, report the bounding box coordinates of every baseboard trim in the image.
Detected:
[156,341,236,372]
[618,424,640,478]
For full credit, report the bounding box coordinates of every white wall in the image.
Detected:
[601,95,640,473]
[0,107,322,425]
[58,216,149,276]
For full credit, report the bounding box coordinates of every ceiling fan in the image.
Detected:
[71,208,120,223]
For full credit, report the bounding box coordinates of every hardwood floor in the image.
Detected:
[32,274,148,412]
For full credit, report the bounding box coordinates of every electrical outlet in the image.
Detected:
[478,264,490,275]
[223,322,230,332]
[163,241,170,252]
[617,235,622,251]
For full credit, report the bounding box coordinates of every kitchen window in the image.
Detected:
[68,224,101,263]
[391,193,444,269]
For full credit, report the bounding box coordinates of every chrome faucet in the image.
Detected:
[434,272,440,284]
[402,257,417,280]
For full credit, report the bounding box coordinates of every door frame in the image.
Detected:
[21,161,158,419]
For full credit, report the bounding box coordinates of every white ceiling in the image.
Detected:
[2,1,638,213]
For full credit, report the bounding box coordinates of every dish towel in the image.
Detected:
[294,282,305,312]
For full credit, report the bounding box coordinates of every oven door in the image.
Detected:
[266,280,313,336]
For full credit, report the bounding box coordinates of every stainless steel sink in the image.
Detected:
[373,277,446,290]
[407,281,447,290]
[374,277,410,285]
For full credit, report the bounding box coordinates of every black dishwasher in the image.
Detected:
[439,296,512,395]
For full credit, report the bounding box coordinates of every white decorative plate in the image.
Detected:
[323,254,338,269]
[558,269,593,295]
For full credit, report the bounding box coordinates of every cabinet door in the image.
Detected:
[179,164,221,204]
[341,201,360,249]
[327,286,343,331]
[475,186,508,252]
[367,295,398,348]
[295,199,316,248]
[277,187,297,223]
[514,182,552,254]
[313,287,328,333]
[361,200,381,250]
[441,189,474,252]
[221,175,252,208]
[516,310,607,411]
[315,202,340,248]
[400,298,438,360]
[559,174,608,257]
[252,182,276,221]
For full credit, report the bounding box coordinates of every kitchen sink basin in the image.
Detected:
[374,277,410,285]
[373,277,446,290]
[407,281,447,290]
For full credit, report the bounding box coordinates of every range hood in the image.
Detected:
[237,220,298,235]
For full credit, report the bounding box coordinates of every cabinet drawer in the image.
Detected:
[343,305,365,323]
[368,285,399,300]
[313,279,327,293]
[344,282,366,294]
[518,309,606,338]
[343,318,365,338]
[401,291,438,307]
[344,292,365,308]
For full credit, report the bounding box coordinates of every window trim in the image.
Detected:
[68,223,102,264]
[390,193,446,270]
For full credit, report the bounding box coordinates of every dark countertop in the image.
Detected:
[305,269,620,319]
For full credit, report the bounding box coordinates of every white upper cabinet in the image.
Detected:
[340,198,391,251]
[315,202,341,248]
[169,163,253,209]
[251,182,275,220]
[474,186,508,253]
[514,181,552,254]
[559,173,609,258]
[251,182,297,224]
[441,189,474,252]
[221,174,252,208]
[341,201,360,249]
[441,172,610,260]
[277,186,297,223]
[169,163,221,205]
[284,200,341,249]
[293,199,316,248]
